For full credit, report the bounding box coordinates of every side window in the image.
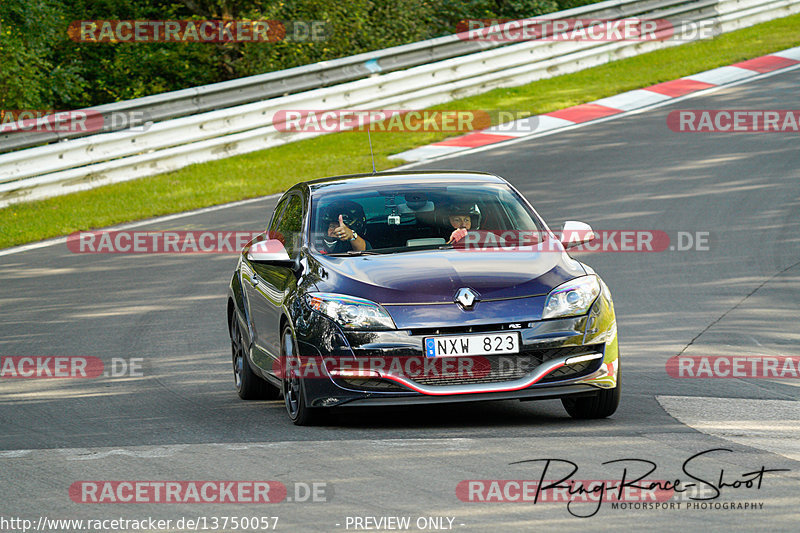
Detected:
[274,195,304,256]
[267,197,289,234]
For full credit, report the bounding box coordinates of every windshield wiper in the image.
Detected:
[327,250,383,256]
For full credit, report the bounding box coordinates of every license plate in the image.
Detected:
[424,332,520,358]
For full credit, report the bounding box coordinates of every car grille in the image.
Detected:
[408,344,604,387]
[331,344,604,392]
[409,323,530,336]
[333,377,409,392]
[539,359,598,382]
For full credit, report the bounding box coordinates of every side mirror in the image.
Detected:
[560,221,596,249]
[246,239,295,267]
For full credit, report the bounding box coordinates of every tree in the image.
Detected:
[0,0,85,109]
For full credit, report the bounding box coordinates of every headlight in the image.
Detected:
[305,293,396,330]
[542,275,600,319]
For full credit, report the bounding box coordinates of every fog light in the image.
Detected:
[565,353,603,365]
[329,369,381,378]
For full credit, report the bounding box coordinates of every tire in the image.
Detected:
[230,313,279,400]
[562,366,620,419]
[281,326,320,426]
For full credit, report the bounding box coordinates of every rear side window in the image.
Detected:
[274,195,304,256]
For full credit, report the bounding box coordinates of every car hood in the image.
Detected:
[307,249,585,305]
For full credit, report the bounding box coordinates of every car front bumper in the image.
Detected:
[291,288,619,408]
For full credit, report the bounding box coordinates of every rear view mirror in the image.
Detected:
[560,221,596,249]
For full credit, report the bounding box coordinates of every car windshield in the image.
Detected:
[309,182,546,255]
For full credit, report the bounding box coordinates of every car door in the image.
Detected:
[243,193,305,375]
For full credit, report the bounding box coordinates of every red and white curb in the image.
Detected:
[389,46,800,162]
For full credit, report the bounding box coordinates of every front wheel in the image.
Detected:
[281,326,320,425]
[561,367,620,419]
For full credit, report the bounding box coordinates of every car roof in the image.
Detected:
[303,170,507,192]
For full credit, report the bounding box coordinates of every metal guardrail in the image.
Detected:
[1,0,798,207]
[0,0,710,154]
[0,35,494,154]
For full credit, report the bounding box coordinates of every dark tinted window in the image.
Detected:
[309,183,544,253]
[274,195,304,256]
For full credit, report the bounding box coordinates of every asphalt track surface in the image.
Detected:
[1,67,799,531]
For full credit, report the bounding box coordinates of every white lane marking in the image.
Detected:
[0,194,279,258]
[657,395,800,462]
[394,61,800,169]
[368,437,473,449]
[0,450,32,458]
[59,445,189,460]
[0,438,477,460]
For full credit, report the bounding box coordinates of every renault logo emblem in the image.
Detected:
[455,288,479,310]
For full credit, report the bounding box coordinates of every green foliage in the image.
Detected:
[0,0,86,108]
[1,0,591,109]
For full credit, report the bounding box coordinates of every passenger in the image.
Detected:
[319,200,370,253]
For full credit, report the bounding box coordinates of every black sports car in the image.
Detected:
[227,171,619,424]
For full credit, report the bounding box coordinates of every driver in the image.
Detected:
[443,202,480,244]
[319,200,370,253]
